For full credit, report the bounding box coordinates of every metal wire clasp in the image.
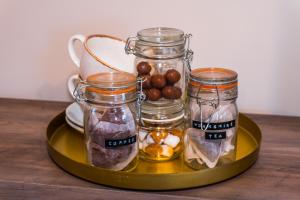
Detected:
[184,34,193,73]
[73,83,88,103]
[136,77,146,126]
[125,37,138,55]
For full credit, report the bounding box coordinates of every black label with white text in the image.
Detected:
[192,120,236,130]
[105,135,136,149]
[205,131,227,140]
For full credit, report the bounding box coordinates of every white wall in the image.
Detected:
[0,0,299,116]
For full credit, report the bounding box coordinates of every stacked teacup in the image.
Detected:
[66,34,135,132]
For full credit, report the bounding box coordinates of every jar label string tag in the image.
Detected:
[196,84,220,131]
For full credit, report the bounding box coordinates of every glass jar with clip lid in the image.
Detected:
[74,72,143,171]
[125,27,192,161]
[184,68,238,169]
[138,102,185,161]
[125,27,193,107]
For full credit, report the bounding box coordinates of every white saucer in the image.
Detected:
[65,116,84,133]
[65,102,84,127]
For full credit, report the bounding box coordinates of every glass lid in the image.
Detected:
[85,72,136,94]
[137,27,185,44]
[87,72,136,87]
[190,68,238,85]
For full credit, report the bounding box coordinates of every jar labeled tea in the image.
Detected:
[125,27,193,107]
[184,68,238,169]
[75,72,138,171]
[138,103,185,161]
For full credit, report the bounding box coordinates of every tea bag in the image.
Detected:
[87,105,137,171]
[186,103,237,168]
[194,103,237,156]
[207,104,236,155]
[185,128,221,168]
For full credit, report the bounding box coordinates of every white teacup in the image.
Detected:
[67,34,135,99]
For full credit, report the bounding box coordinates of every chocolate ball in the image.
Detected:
[162,86,174,99]
[137,62,151,75]
[151,74,166,89]
[173,86,182,99]
[144,88,161,101]
[162,86,182,99]
[165,69,181,84]
[141,75,151,89]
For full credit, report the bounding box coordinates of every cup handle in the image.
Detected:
[68,34,86,68]
[67,74,80,99]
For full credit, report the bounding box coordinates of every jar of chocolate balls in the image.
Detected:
[125,27,193,109]
[184,68,238,169]
[74,72,139,171]
[138,103,185,161]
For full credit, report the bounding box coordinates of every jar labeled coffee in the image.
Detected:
[184,68,238,169]
[125,27,193,107]
[75,72,138,171]
[138,103,185,161]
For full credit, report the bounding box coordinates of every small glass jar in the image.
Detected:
[184,68,238,169]
[75,72,139,171]
[138,103,185,161]
[125,27,193,108]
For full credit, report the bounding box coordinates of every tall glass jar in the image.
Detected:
[125,27,193,108]
[184,68,238,169]
[138,103,185,161]
[75,72,139,171]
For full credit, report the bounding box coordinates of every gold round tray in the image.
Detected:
[47,112,261,190]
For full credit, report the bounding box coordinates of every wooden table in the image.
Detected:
[0,98,299,200]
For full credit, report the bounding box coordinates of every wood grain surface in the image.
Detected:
[0,98,299,200]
